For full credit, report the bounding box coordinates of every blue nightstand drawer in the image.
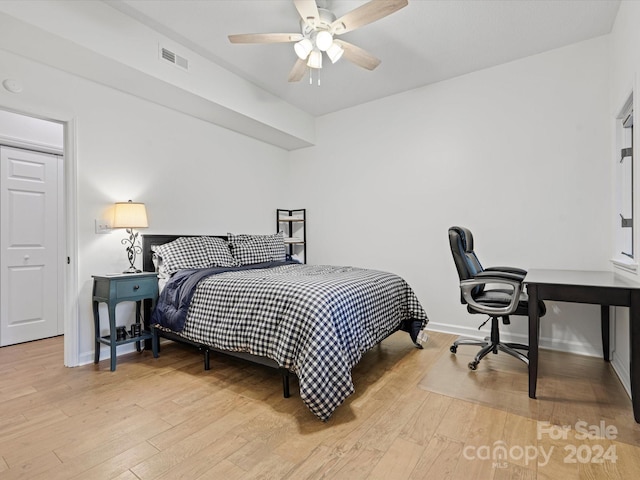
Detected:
[116,278,157,299]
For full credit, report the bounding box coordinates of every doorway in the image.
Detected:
[0,109,65,346]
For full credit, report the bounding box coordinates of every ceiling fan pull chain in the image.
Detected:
[308,68,321,87]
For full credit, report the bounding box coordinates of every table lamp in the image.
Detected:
[112,200,148,273]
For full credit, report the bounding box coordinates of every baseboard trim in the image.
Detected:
[611,352,632,399]
[426,322,602,358]
[79,342,140,367]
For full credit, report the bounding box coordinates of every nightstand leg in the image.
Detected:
[92,301,100,364]
[135,300,142,352]
[108,304,117,371]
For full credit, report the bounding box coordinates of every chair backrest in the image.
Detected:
[448,226,484,302]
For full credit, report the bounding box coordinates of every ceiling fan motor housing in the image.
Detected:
[300,8,337,38]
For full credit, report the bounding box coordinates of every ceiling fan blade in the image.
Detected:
[288,58,308,82]
[334,40,381,70]
[331,0,408,35]
[228,33,303,44]
[293,0,321,25]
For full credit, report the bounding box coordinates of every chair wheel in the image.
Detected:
[450,345,457,354]
[468,361,478,370]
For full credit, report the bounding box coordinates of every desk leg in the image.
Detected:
[601,305,610,362]
[630,290,640,423]
[528,284,539,399]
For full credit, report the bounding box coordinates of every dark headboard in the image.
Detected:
[141,234,228,273]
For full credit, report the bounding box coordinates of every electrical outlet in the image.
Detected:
[95,219,112,234]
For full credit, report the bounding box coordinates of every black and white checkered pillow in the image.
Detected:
[203,237,238,268]
[154,236,237,274]
[227,232,286,265]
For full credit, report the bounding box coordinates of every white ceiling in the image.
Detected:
[107,0,621,117]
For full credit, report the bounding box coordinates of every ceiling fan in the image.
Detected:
[228,0,409,82]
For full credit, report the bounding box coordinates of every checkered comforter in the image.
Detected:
[154,263,428,420]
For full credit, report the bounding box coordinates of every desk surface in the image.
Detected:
[525,268,640,290]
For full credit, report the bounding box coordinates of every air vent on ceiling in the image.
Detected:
[159,46,189,71]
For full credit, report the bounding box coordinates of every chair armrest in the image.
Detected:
[484,266,527,278]
[460,274,523,316]
[475,270,524,282]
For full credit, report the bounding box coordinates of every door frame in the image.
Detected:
[0,108,78,366]
[63,119,79,367]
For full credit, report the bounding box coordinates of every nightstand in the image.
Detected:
[92,272,159,371]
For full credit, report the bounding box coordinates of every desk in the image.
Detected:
[525,269,640,423]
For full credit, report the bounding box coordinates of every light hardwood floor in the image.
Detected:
[1,331,639,479]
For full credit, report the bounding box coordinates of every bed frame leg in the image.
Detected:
[409,319,424,349]
[199,346,211,370]
[151,326,159,358]
[281,369,290,398]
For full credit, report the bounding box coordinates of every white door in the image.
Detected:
[1,146,62,346]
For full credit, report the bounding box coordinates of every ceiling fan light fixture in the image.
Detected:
[231,0,408,82]
[294,38,313,60]
[315,30,333,51]
[307,49,323,69]
[327,42,344,63]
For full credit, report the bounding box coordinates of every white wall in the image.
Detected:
[0,47,290,365]
[289,35,612,356]
[608,0,640,396]
[0,2,315,150]
[0,108,63,151]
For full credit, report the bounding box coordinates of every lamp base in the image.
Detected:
[121,229,142,274]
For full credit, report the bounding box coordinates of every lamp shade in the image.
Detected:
[307,50,322,69]
[294,38,313,60]
[113,201,148,229]
[327,42,344,63]
[315,30,333,51]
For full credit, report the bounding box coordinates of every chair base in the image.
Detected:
[450,316,529,370]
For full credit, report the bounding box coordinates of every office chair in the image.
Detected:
[448,226,546,370]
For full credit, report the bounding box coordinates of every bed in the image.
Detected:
[142,233,428,421]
